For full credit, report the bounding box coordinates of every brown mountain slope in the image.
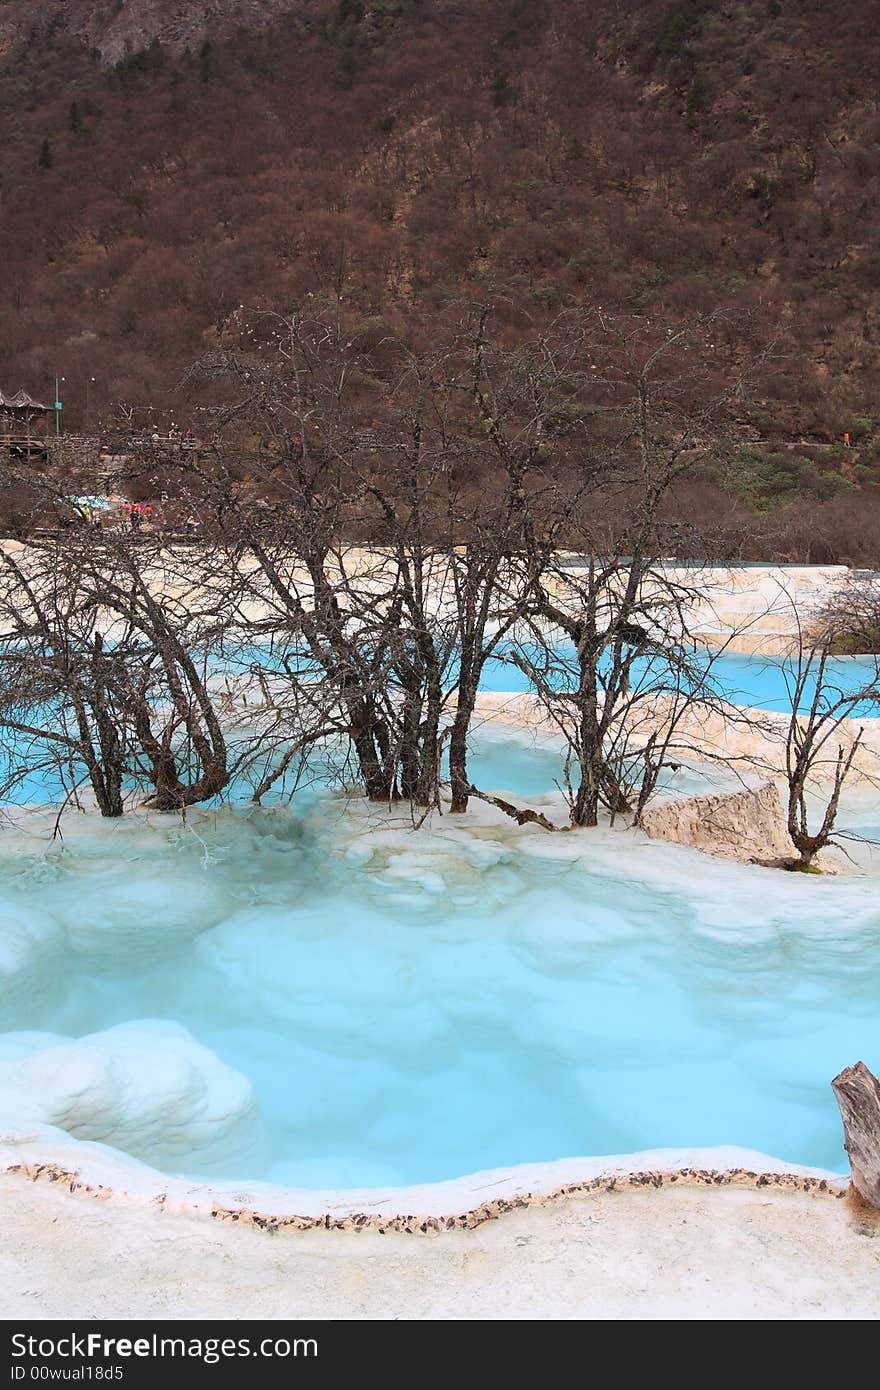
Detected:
[1,1,879,503]
[0,1,301,61]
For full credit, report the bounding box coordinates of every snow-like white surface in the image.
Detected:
[52,875,230,961]
[3,1164,876,1321]
[0,1021,256,1166]
[0,906,63,1014]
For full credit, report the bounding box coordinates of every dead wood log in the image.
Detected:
[831,1061,880,1210]
[466,786,562,832]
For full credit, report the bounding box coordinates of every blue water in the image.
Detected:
[5,641,878,807]
[3,643,878,814]
[0,644,877,1188]
[0,783,876,1186]
[479,645,880,715]
[213,638,880,715]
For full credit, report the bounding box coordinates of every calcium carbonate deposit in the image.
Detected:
[0,726,877,1191]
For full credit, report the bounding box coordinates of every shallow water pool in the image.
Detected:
[214,640,880,715]
[477,645,880,715]
[0,788,877,1188]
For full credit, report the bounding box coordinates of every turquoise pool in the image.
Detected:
[477,645,880,715]
[210,640,880,715]
[0,760,876,1187]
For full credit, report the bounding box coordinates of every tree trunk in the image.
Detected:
[571,776,599,828]
[569,658,601,827]
[92,750,125,817]
[90,638,125,817]
[831,1061,880,1210]
[449,697,474,814]
[351,716,398,802]
[398,692,421,802]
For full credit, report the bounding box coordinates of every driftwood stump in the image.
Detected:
[831,1062,880,1210]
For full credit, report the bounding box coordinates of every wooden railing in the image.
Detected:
[0,433,50,453]
[3,432,202,461]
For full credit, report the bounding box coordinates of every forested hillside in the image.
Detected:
[2,0,880,554]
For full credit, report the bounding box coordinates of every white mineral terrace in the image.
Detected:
[0,544,859,658]
[1,789,879,1320]
[1,1151,877,1320]
[1,559,879,1320]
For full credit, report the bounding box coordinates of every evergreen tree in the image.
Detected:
[69,100,81,133]
[38,138,52,170]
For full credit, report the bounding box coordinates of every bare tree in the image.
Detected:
[783,637,880,868]
[0,516,261,816]
[173,308,596,813]
[0,303,775,845]
[510,571,714,825]
[811,574,880,655]
[354,309,600,812]
[0,543,132,817]
[162,303,768,830]
[504,309,766,828]
[176,314,413,804]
